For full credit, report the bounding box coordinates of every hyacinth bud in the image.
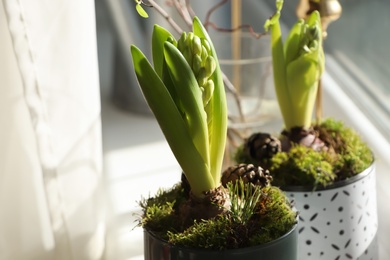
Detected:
[197,68,208,87]
[204,56,216,78]
[299,25,320,54]
[202,80,214,106]
[193,54,203,76]
[186,32,195,50]
[176,32,217,106]
[201,46,208,60]
[201,38,211,53]
[177,32,187,51]
[192,35,202,55]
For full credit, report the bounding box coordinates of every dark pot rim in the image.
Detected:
[144,218,298,254]
[281,161,375,192]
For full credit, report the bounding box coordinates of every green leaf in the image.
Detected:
[284,19,304,65]
[276,0,284,12]
[130,45,215,196]
[135,4,148,18]
[286,52,321,128]
[193,17,227,184]
[307,10,321,28]
[287,53,321,93]
[152,25,176,78]
[265,10,295,130]
[161,56,180,110]
[163,42,211,170]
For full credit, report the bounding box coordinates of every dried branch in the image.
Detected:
[185,0,196,18]
[171,0,192,29]
[206,23,268,39]
[146,0,184,34]
[204,0,228,30]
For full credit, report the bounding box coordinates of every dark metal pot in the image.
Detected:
[143,221,298,260]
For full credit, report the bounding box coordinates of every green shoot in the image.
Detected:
[131,17,227,198]
[265,0,324,131]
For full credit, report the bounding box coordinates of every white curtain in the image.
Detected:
[0,0,105,259]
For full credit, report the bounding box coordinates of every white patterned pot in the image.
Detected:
[284,163,378,260]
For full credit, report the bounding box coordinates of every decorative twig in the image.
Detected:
[146,0,184,34]
[171,0,192,29]
[185,0,196,18]
[204,0,228,31]
[206,23,268,39]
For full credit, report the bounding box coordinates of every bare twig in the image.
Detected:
[204,0,228,30]
[171,0,192,29]
[146,0,184,34]
[185,0,196,18]
[202,0,267,38]
[206,23,268,39]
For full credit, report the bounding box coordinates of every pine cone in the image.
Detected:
[244,133,281,161]
[221,163,273,188]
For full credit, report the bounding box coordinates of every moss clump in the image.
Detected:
[139,182,297,250]
[139,184,186,240]
[315,118,373,181]
[168,216,232,249]
[269,145,336,187]
[234,118,373,188]
[250,186,297,245]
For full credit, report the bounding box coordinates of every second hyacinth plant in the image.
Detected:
[234,0,373,188]
[264,1,324,132]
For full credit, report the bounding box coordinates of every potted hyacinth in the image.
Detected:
[130,13,298,259]
[233,1,378,259]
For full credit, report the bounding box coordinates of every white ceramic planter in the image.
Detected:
[284,163,378,259]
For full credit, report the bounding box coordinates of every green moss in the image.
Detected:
[139,182,297,250]
[318,118,373,180]
[234,118,373,187]
[250,186,297,245]
[269,145,336,187]
[139,184,185,240]
[168,216,232,249]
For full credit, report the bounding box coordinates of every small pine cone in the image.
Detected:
[244,133,281,161]
[221,163,273,188]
